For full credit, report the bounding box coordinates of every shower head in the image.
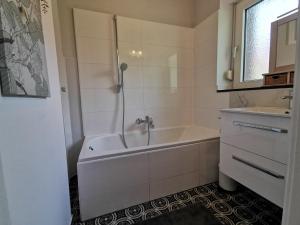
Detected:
[120,63,128,72]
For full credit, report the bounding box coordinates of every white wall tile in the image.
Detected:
[142,21,194,49]
[145,108,193,128]
[78,63,115,89]
[118,17,142,44]
[76,38,113,64]
[194,13,230,130]
[142,46,193,69]
[143,66,194,88]
[123,66,143,88]
[83,111,119,135]
[74,9,113,39]
[178,68,194,87]
[119,41,143,66]
[75,13,196,136]
[195,87,229,109]
[83,109,145,136]
[143,45,180,67]
[81,88,143,113]
[81,89,116,112]
[195,108,222,130]
[143,66,169,88]
[179,48,195,69]
[143,88,192,109]
[195,65,217,87]
[229,89,291,108]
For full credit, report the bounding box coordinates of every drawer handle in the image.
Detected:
[272,75,280,80]
[232,156,285,180]
[233,121,288,134]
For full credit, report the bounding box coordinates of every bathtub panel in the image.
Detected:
[199,140,220,185]
[149,144,201,180]
[77,126,220,220]
[79,183,149,221]
[78,154,150,220]
[149,172,200,200]
[78,155,148,189]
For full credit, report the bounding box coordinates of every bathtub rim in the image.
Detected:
[78,125,220,163]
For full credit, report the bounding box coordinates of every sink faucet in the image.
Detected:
[281,90,293,110]
[136,116,155,129]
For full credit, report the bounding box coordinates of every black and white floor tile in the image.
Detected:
[70,177,282,225]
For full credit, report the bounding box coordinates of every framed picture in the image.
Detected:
[0,0,50,98]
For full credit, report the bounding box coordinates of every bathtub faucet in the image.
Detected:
[136,116,155,129]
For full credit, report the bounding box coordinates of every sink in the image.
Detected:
[221,107,291,117]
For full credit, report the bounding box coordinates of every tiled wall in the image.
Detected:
[194,12,230,129]
[74,9,195,136]
[229,88,292,108]
[74,8,287,136]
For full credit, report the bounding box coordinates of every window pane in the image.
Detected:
[244,0,298,81]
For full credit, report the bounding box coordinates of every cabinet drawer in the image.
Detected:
[221,112,290,164]
[220,143,286,207]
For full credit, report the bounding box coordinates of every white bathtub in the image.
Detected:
[77,126,220,221]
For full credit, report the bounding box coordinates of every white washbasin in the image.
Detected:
[221,107,291,117]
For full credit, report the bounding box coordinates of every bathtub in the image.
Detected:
[77,126,220,221]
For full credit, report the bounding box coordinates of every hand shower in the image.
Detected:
[116,63,128,93]
[120,62,128,71]
[119,63,128,87]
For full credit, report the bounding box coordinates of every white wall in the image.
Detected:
[0,154,11,225]
[194,12,230,129]
[74,9,195,136]
[0,1,72,225]
[216,1,234,90]
[52,0,76,177]
[282,4,300,224]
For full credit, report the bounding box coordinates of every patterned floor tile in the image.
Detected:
[70,177,282,225]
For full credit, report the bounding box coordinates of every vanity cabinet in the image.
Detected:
[219,108,291,207]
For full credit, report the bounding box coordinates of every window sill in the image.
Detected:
[217,84,293,93]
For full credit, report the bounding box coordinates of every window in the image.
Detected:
[234,0,298,87]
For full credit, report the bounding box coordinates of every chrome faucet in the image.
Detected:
[136,116,155,129]
[281,90,293,110]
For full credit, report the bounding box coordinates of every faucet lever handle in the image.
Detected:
[136,118,143,125]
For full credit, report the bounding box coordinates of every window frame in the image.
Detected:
[233,0,265,89]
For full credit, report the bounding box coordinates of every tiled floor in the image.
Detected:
[70,177,282,225]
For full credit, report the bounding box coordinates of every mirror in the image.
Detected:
[276,20,297,67]
[269,13,298,73]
